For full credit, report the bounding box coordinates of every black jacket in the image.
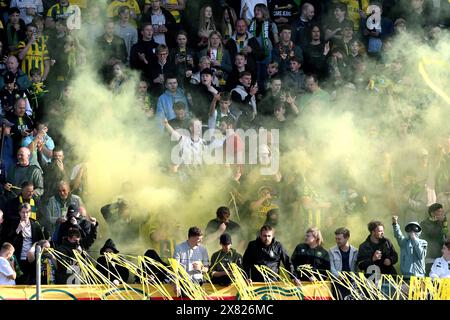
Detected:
[6,112,34,154]
[148,60,176,97]
[130,39,158,74]
[134,249,170,284]
[141,7,177,48]
[291,243,330,280]
[225,36,265,73]
[56,218,98,250]
[243,237,295,282]
[56,238,86,284]
[3,196,42,231]
[96,255,130,284]
[357,236,398,275]
[188,83,219,123]
[96,34,127,64]
[9,220,44,261]
[210,248,243,286]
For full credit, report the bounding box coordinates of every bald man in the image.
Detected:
[0,56,32,90]
[4,147,44,200]
[293,2,315,47]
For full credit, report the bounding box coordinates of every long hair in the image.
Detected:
[307,23,323,43]
[221,6,238,37]
[306,227,324,247]
[254,3,270,21]
[207,31,224,51]
[199,5,216,33]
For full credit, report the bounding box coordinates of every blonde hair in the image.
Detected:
[1,242,14,254]
[207,31,224,51]
[306,227,324,246]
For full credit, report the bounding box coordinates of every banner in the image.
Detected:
[0,282,332,300]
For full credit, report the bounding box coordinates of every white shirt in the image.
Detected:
[151,11,166,45]
[20,223,33,260]
[430,257,450,279]
[177,136,205,166]
[173,241,209,282]
[0,257,15,285]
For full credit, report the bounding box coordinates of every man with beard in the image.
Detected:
[243,225,300,284]
[225,19,265,75]
[293,2,315,48]
[357,220,398,275]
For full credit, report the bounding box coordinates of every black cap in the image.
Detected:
[220,233,232,245]
[200,68,214,76]
[4,71,16,84]
[67,204,79,218]
[100,239,119,254]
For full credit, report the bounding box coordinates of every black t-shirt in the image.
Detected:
[268,0,299,24]
[339,247,351,272]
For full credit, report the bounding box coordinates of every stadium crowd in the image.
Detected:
[0,0,448,299]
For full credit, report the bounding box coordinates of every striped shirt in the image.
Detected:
[46,3,70,21]
[17,37,50,77]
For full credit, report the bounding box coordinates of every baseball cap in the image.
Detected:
[0,118,14,127]
[67,204,79,217]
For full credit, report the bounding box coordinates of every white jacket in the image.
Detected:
[429,257,450,279]
[329,245,358,277]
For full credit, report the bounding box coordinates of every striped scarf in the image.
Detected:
[249,20,270,55]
